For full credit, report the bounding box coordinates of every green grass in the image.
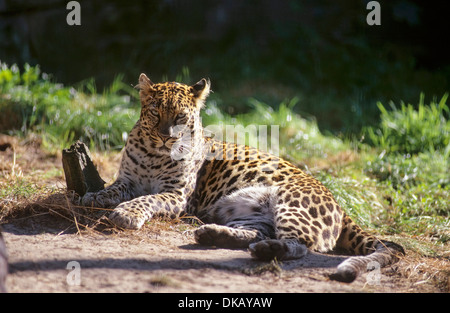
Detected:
[0,63,139,152]
[361,94,449,242]
[361,151,449,241]
[364,93,449,155]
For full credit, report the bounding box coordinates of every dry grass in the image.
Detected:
[0,134,113,231]
[393,251,450,292]
[149,274,180,288]
[383,234,450,292]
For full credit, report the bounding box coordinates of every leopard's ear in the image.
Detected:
[191,78,211,106]
[138,73,155,103]
[138,73,154,89]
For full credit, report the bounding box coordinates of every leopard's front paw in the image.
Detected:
[81,191,120,208]
[108,205,147,230]
[81,192,98,207]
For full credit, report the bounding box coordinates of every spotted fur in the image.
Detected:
[82,74,404,282]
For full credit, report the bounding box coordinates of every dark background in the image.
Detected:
[1,0,449,133]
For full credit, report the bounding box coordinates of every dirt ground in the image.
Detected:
[2,213,447,293]
[0,135,448,293]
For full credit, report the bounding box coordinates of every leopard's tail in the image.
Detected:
[330,212,405,283]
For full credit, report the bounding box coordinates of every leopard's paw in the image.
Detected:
[108,206,147,230]
[194,224,257,248]
[81,191,120,208]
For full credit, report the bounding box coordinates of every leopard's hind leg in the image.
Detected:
[247,201,309,261]
[194,186,277,248]
[194,185,307,260]
[194,214,273,248]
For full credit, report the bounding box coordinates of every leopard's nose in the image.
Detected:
[159,124,173,139]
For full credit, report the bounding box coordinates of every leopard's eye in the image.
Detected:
[150,109,159,117]
[176,113,186,119]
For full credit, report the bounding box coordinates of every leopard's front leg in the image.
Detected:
[108,192,186,229]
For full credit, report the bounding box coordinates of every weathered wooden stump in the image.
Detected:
[62,141,105,197]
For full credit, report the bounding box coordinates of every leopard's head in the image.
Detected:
[137,73,210,157]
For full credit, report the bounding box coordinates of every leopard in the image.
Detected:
[81,73,404,282]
